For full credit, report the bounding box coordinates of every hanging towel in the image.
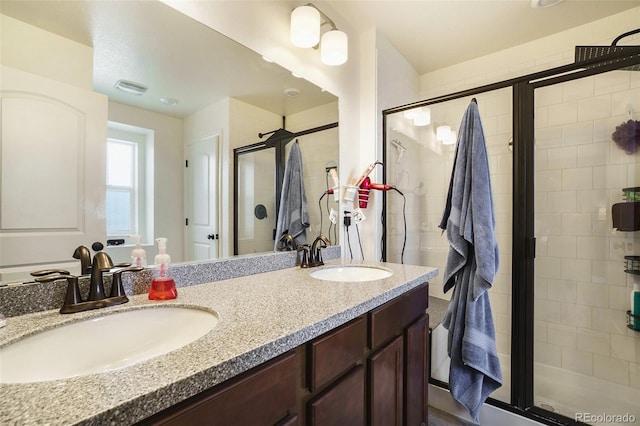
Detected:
[439,101,502,423]
[274,141,310,250]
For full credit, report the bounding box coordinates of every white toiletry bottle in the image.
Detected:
[128,234,146,268]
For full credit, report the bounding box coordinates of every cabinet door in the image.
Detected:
[369,335,403,426]
[405,313,429,426]
[308,365,365,426]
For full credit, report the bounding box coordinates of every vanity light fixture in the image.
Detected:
[437,125,453,144]
[114,79,147,95]
[413,108,431,127]
[290,3,348,66]
[403,107,431,126]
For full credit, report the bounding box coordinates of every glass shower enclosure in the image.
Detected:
[383,51,640,425]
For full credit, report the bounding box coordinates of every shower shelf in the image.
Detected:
[613,188,640,231]
[624,255,640,275]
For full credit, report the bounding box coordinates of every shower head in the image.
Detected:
[575,28,640,71]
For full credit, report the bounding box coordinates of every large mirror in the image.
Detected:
[0,0,339,284]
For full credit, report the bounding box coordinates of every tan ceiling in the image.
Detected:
[323,0,640,74]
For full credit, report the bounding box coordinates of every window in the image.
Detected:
[106,140,137,235]
[106,122,153,242]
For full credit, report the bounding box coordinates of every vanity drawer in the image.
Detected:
[369,283,428,350]
[143,351,296,425]
[308,315,367,391]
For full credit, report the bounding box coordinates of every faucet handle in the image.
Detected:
[110,267,143,298]
[35,274,82,312]
[30,269,70,277]
[296,245,310,268]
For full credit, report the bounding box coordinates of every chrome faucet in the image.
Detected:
[309,235,331,267]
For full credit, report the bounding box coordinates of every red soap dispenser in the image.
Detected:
[149,237,177,300]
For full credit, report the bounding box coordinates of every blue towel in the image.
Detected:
[439,101,502,423]
[274,141,310,250]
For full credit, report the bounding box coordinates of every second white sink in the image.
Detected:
[309,265,393,282]
[0,306,218,384]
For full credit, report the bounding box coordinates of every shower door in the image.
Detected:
[532,67,640,423]
[384,88,514,405]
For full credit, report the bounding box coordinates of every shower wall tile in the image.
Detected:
[547,279,577,303]
[561,302,592,328]
[548,101,578,126]
[578,95,613,122]
[535,299,563,323]
[630,362,640,390]
[547,236,577,258]
[591,307,629,335]
[577,142,609,168]
[536,125,563,148]
[594,71,631,96]
[548,191,577,213]
[547,323,577,348]
[561,347,593,375]
[562,121,594,146]
[610,334,640,363]
[561,77,595,102]
[577,328,611,356]
[609,286,632,311]
[577,282,610,308]
[576,189,609,212]
[576,236,608,260]
[536,342,562,367]
[561,214,592,236]
[537,169,563,191]
[611,87,640,116]
[562,168,593,191]
[535,320,548,342]
[549,146,578,169]
[594,354,630,386]
[536,85,563,107]
[535,256,562,279]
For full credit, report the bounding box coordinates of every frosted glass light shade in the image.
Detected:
[413,108,431,126]
[437,125,451,141]
[403,107,422,120]
[443,130,457,145]
[321,30,348,65]
[290,6,321,48]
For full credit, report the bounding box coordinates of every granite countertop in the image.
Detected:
[0,260,438,425]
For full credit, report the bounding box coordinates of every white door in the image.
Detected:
[0,66,108,272]
[185,135,219,261]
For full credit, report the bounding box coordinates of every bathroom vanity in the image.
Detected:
[0,258,437,425]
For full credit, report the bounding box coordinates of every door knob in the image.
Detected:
[207,234,219,240]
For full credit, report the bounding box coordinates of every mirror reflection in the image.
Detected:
[0,0,338,284]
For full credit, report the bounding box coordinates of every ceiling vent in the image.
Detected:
[114,79,148,95]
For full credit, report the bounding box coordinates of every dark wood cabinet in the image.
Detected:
[405,313,430,426]
[308,365,365,426]
[139,283,429,426]
[369,335,404,426]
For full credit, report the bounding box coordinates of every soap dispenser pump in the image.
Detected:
[128,234,146,268]
[149,237,177,300]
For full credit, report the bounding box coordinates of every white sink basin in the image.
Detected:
[309,265,393,282]
[0,306,218,384]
